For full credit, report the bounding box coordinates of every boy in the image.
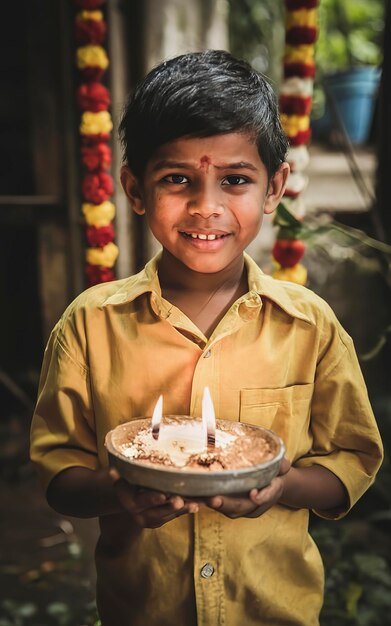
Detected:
[30,51,383,626]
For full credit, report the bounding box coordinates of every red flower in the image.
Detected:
[86,263,115,286]
[287,128,312,146]
[81,143,112,171]
[272,239,305,268]
[283,188,301,199]
[286,26,318,46]
[279,95,312,116]
[86,224,115,248]
[77,83,110,112]
[82,171,113,203]
[80,66,105,82]
[81,132,111,145]
[285,0,319,9]
[74,0,105,8]
[75,19,107,46]
[284,62,315,79]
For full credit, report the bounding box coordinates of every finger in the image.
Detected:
[206,495,256,518]
[109,467,121,482]
[207,496,224,509]
[133,489,171,513]
[249,477,284,507]
[245,480,285,518]
[114,479,168,514]
[279,457,291,476]
[244,503,272,518]
[136,500,199,529]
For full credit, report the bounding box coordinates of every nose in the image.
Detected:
[187,183,224,218]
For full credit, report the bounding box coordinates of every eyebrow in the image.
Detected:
[152,160,258,172]
[152,160,192,172]
[215,161,258,172]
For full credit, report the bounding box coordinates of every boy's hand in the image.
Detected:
[204,457,291,519]
[109,468,199,529]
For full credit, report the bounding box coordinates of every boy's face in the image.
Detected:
[121,132,289,274]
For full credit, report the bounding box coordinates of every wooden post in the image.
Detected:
[142,0,228,73]
[59,0,86,297]
[376,1,391,244]
[107,0,136,279]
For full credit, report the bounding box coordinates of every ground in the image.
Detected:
[0,417,98,626]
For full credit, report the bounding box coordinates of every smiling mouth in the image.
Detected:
[179,232,230,241]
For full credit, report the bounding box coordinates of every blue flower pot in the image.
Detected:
[312,66,381,144]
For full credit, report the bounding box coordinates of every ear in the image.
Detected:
[120,166,145,215]
[263,162,290,215]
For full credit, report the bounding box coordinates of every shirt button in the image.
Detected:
[204,350,212,359]
[200,563,214,578]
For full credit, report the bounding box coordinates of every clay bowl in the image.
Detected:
[105,416,285,497]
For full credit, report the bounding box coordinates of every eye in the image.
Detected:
[162,174,189,184]
[222,175,248,186]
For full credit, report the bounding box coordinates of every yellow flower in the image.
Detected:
[80,111,113,135]
[284,44,315,64]
[286,9,317,29]
[86,242,119,268]
[76,10,104,22]
[272,263,307,285]
[76,45,109,70]
[82,201,115,227]
[280,114,310,136]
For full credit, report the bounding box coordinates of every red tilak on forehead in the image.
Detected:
[199,155,211,169]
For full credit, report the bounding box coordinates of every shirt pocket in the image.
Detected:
[239,384,314,457]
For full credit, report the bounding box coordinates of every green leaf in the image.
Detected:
[13,603,37,618]
[67,541,82,558]
[275,203,303,229]
[344,582,362,617]
[46,602,69,616]
[353,554,391,585]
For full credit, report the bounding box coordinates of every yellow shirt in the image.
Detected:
[30,253,383,626]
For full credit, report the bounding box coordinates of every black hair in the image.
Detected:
[119,50,288,180]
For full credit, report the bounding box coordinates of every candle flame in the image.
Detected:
[202,386,216,448]
[151,395,163,440]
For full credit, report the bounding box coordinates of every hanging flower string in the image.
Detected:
[273,0,319,286]
[74,0,118,286]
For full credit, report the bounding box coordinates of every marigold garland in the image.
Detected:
[86,241,119,267]
[74,0,104,8]
[74,0,118,286]
[82,171,114,204]
[81,143,112,171]
[82,200,116,226]
[77,83,111,111]
[273,0,320,286]
[86,224,115,247]
[75,17,107,46]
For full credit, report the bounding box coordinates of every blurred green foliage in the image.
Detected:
[275,202,391,624]
[228,0,384,126]
[228,0,285,86]
[313,400,391,625]
[315,0,384,73]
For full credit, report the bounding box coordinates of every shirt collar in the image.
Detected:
[244,253,312,324]
[102,251,312,325]
[102,252,163,307]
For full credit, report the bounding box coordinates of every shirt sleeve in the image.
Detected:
[30,322,99,493]
[295,328,384,520]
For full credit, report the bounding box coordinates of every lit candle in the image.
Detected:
[151,395,163,440]
[118,389,236,468]
[202,387,216,448]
